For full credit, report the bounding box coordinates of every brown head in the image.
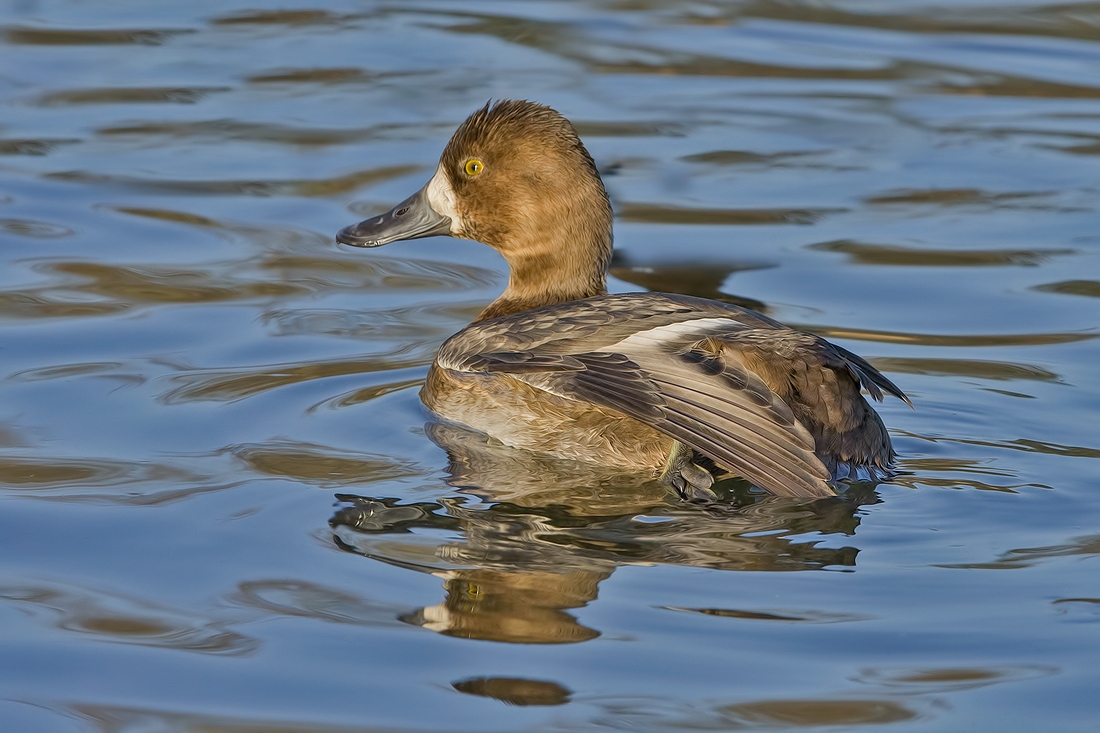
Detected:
[337,100,614,320]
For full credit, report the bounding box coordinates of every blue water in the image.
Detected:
[2,1,1099,730]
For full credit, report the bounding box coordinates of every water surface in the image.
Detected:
[2,1,1099,731]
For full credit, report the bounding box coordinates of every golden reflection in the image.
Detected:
[73,704,410,733]
[0,257,316,320]
[716,698,917,727]
[0,583,258,655]
[664,606,870,623]
[0,137,79,155]
[0,456,239,505]
[50,261,304,303]
[329,422,870,644]
[404,569,605,643]
[306,378,424,411]
[572,120,688,137]
[210,9,352,26]
[0,217,74,238]
[855,664,1058,693]
[161,353,432,403]
[1034,280,1100,298]
[681,149,820,166]
[812,239,1073,267]
[802,324,1098,348]
[863,188,1050,207]
[37,87,229,106]
[935,77,1100,99]
[0,457,125,487]
[1,26,186,45]
[230,439,420,486]
[1061,141,1100,155]
[617,202,840,225]
[98,120,406,148]
[452,676,572,706]
[611,258,769,312]
[870,357,1059,382]
[45,163,418,196]
[246,67,374,85]
[678,1,1100,43]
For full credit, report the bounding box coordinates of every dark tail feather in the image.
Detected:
[833,344,913,408]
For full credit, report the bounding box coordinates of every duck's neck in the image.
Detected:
[475,216,612,323]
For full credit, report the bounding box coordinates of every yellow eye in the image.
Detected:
[464,159,484,176]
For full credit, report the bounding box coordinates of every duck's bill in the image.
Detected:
[336,184,451,248]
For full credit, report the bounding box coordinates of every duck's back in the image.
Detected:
[422,293,908,498]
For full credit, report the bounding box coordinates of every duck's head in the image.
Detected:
[338,100,614,319]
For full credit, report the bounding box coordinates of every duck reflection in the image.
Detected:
[329,422,877,644]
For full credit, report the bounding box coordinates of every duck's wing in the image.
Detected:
[438,294,849,498]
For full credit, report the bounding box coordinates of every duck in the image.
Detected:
[337,99,910,501]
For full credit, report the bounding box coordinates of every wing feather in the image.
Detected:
[658,401,832,498]
[520,349,833,498]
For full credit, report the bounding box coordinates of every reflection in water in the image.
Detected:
[1034,280,1100,299]
[161,352,432,404]
[72,704,407,733]
[0,454,238,505]
[937,533,1100,569]
[1052,597,1100,620]
[664,606,869,624]
[617,202,841,225]
[681,149,822,167]
[401,568,605,644]
[37,86,229,106]
[230,579,412,631]
[854,664,1057,694]
[811,239,1074,267]
[803,325,1098,348]
[727,1,1100,42]
[713,698,917,727]
[0,217,74,238]
[65,656,1053,733]
[99,118,432,147]
[862,188,1052,208]
[330,422,871,643]
[871,358,1060,383]
[230,439,420,486]
[0,582,257,655]
[46,164,419,197]
[1,26,187,45]
[610,257,770,312]
[0,212,496,321]
[452,676,572,706]
[0,137,79,155]
[210,9,355,26]
[247,67,374,85]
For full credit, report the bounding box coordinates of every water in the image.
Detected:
[2,1,1099,730]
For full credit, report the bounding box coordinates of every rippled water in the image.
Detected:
[2,1,1099,730]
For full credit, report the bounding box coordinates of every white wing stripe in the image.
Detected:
[597,317,737,353]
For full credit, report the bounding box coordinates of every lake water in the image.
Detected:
[2,1,1099,730]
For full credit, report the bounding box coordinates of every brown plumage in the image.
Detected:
[337,100,910,500]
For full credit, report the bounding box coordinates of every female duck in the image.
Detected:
[337,100,909,500]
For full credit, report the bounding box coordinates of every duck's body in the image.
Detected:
[338,100,909,500]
